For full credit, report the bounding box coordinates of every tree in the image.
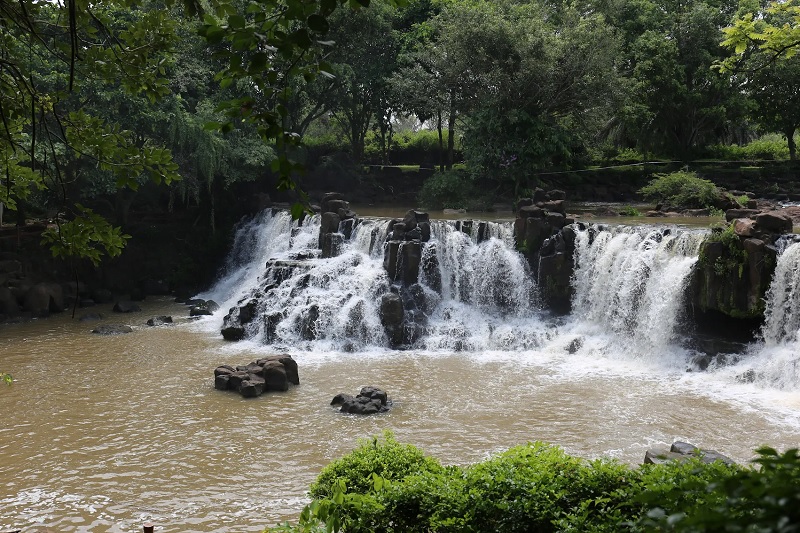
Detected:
[603,0,747,159]
[324,0,399,163]
[429,0,619,196]
[745,56,800,160]
[0,0,184,264]
[721,0,800,65]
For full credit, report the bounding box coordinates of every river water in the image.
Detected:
[2,211,800,532]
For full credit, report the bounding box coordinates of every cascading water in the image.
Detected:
[763,240,800,345]
[571,225,706,355]
[415,221,552,351]
[730,239,800,390]
[203,210,554,351]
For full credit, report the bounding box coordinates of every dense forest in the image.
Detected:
[1,0,799,267]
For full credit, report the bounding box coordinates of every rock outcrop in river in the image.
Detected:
[214,355,299,398]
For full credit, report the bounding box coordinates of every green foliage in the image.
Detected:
[417,169,488,210]
[700,223,748,280]
[619,206,643,216]
[720,0,800,66]
[708,134,795,161]
[278,436,800,533]
[41,205,131,266]
[638,448,800,531]
[639,171,720,209]
[309,431,444,499]
[1,373,12,386]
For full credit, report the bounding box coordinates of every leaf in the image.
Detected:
[307,14,329,33]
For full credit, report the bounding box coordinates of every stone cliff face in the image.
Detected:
[692,211,791,322]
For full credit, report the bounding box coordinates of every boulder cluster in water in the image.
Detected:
[331,387,391,415]
[214,355,299,398]
[644,441,734,465]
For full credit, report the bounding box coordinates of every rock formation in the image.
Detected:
[213,355,299,398]
[331,386,391,414]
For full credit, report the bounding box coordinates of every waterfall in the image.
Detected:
[200,210,319,309]
[763,241,800,345]
[731,240,800,390]
[571,225,706,353]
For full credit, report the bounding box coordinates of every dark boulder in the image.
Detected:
[261,361,289,392]
[332,386,391,415]
[0,287,19,316]
[379,292,404,346]
[725,208,760,222]
[146,315,173,326]
[23,283,64,316]
[239,376,266,398]
[258,355,300,385]
[113,300,141,313]
[644,441,734,465]
[79,313,104,322]
[221,326,246,341]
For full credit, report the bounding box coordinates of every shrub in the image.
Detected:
[639,171,720,209]
[418,169,490,210]
[309,431,444,499]
[618,206,642,217]
[279,439,800,533]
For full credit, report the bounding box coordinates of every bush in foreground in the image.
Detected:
[269,435,799,533]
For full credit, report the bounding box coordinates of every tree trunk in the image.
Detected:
[787,128,797,161]
[446,91,456,170]
[437,110,444,172]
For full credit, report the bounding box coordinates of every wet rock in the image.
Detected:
[91,324,133,335]
[190,300,219,317]
[567,337,583,354]
[146,315,173,326]
[0,287,19,316]
[78,313,104,322]
[23,283,64,316]
[258,355,300,385]
[239,376,266,398]
[213,356,298,397]
[113,300,141,313]
[733,218,756,237]
[755,211,793,233]
[644,441,734,465]
[725,208,760,222]
[379,293,404,347]
[320,212,341,235]
[221,325,246,341]
[332,386,391,415]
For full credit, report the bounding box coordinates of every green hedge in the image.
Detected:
[270,434,800,533]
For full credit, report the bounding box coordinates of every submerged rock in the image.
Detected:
[146,315,173,326]
[92,324,133,335]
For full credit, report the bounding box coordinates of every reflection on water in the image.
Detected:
[1,298,800,532]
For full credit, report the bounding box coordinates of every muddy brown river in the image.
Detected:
[2,296,799,532]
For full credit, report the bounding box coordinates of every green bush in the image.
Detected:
[707,133,796,161]
[639,171,720,209]
[309,431,444,499]
[418,169,490,210]
[278,437,800,533]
